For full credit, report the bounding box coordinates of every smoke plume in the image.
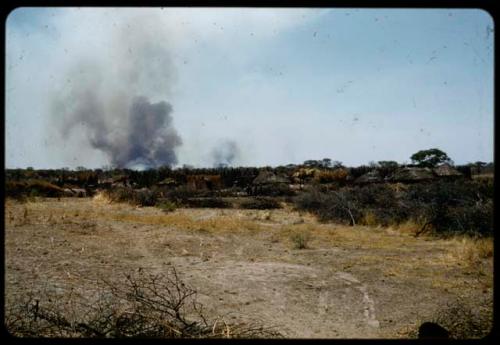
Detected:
[211,140,240,167]
[49,11,182,169]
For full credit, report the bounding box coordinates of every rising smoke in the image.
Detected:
[49,11,182,169]
[211,140,240,167]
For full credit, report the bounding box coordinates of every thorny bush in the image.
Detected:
[5,267,281,338]
[294,180,493,237]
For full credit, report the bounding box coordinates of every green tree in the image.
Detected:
[378,160,399,169]
[321,158,332,168]
[410,148,452,168]
[473,161,487,174]
[377,161,399,178]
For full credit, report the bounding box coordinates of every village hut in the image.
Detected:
[433,163,463,179]
[291,168,320,183]
[250,170,291,195]
[157,177,178,187]
[70,188,87,197]
[187,175,223,190]
[354,170,383,184]
[389,167,435,183]
[62,188,87,197]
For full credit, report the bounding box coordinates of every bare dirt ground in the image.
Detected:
[4,197,493,338]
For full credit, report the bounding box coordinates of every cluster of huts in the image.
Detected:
[354,164,463,184]
[57,163,464,197]
[247,163,463,194]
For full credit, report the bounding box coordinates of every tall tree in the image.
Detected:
[410,148,452,168]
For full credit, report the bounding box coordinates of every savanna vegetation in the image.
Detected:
[4,149,494,338]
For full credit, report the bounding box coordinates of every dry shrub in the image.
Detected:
[290,230,311,249]
[449,237,493,266]
[295,180,493,237]
[5,268,281,338]
[134,189,158,206]
[6,180,65,198]
[313,168,348,183]
[360,210,378,226]
[395,219,423,235]
[184,198,232,209]
[157,200,177,213]
[103,188,158,207]
[240,197,281,210]
[92,191,111,204]
[166,186,200,203]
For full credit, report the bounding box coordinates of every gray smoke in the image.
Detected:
[64,95,181,168]
[49,12,182,169]
[211,140,239,167]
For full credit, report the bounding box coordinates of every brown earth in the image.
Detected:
[4,197,493,338]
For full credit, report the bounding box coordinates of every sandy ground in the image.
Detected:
[4,197,493,338]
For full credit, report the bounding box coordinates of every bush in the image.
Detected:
[165,186,200,202]
[313,168,348,184]
[290,231,311,249]
[104,187,135,203]
[404,180,493,237]
[104,188,158,207]
[240,197,281,210]
[157,200,177,213]
[134,189,158,207]
[250,184,294,197]
[294,187,361,225]
[6,180,65,198]
[294,180,493,236]
[5,268,281,338]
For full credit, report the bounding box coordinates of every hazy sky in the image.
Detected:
[5,7,494,169]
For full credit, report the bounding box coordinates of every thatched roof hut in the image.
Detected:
[253,170,290,185]
[355,170,383,184]
[249,170,292,196]
[433,163,462,178]
[157,177,178,186]
[390,167,435,182]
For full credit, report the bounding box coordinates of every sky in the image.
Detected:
[5,7,494,169]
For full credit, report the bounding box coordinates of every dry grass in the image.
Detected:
[446,237,493,266]
[289,230,312,249]
[394,219,423,235]
[5,198,494,338]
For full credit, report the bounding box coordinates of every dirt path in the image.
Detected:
[4,198,493,338]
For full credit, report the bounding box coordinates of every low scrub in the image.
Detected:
[6,179,65,198]
[156,200,177,213]
[250,184,295,197]
[240,197,281,210]
[290,231,311,249]
[183,198,232,209]
[104,188,158,207]
[294,180,493,237]
[165,186,201,202]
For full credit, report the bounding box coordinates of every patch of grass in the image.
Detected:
[290,230,311,249]
[395,219,423,236]
[360,210,378,226]
[448,237,493,266]
[157,200,177,213]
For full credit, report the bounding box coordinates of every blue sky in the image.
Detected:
[5,8,494,169]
